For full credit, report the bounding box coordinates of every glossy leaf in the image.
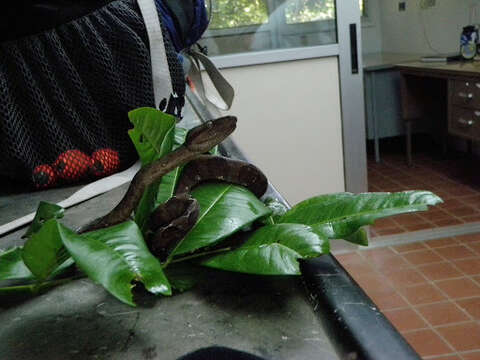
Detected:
[155,127,188,205]
[313,222,369,246]
[173,183,272,255]
[173,126,188,147]
[209,145,219,155]
[128,107,176,166]
[261,198,289,225]
[0,277,76,303]
[202,224,329,275]
[21,219,70,281]
[280,191,442,240]
[345,228,368,246]
[135,185,161,232]
[23,202,64,239]
[203,244,301,275]
[61,221,171,306]
[0,247,33,280]
[164,264,205,293]
[83,221,171,296]
[130,109,177,230]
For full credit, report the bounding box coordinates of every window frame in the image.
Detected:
[202,0,338,57]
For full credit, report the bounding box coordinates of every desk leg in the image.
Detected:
[467,139,472,154]
[442,130,448,157]
[370,72,380,163]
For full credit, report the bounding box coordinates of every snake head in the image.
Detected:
[185,116,237,153]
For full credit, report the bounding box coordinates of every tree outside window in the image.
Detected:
[208,0,366,29]
[208,0,269,30]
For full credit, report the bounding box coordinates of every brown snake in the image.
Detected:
[79,116,237,234]
[79,115,269,262]
[146,154,268,261]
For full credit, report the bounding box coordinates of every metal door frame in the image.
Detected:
[336,0,368,193]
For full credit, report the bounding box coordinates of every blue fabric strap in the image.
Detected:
[155,0,209,52]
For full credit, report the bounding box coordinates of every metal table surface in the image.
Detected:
[0,96,420,360]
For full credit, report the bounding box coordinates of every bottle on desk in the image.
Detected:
[461,25,478,60]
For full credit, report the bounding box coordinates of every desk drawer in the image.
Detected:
[451,79,480,108]
[449,106,480,139]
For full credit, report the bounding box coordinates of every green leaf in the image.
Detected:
[164,264,205,293]
[135,185,161,232]
[155,127,188,205]
[60,221,171,306]
[313,222,368,246]
[0,248,33,280]
[130,108,177,230]
[0,277,76,304]
[21,219,70,281]
[345,228,368,246]
[23,202,64,239]
[202,224,329,275]
[83,222,171,296]
[173,127,188,148]
[209,145,219,155]
[261,198,289,225]
[173,183,272,256]
[128,107,176,166]
[280,191,442,239]
[154,167,183,206]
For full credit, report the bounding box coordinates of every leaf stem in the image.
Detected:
[264,216,275,225]
[169,247,231,265]
[0,274,84,296]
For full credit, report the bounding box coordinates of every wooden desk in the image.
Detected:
[397,61,480,165]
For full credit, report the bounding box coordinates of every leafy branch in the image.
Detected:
[0,108,443,307]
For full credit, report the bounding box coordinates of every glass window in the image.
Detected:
[284,0,335,24]
[201,0,338,56]
[360,0,367,18]
[208,0,269,29]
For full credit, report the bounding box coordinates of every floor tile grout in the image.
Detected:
[362,146,480,358]
[355,245,459,354]
[345,238,480,357]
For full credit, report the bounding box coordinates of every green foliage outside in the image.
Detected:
[208,0,364,29]
[209,0,269,29]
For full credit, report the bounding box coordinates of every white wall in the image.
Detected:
[379,0,480,55]
[218,57,345,206]
[362,0,384,54]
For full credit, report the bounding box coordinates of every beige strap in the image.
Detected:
[137,0,173,107]
[186,49,234,111]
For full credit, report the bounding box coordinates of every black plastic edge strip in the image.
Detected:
[300,256,421,360]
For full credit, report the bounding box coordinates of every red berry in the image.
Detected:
[32,164,57,189]
[53,150,92,182]
[90,148,120,178]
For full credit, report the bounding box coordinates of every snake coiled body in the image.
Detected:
[79,116,237,234]
[79,115,268,262]
[146,154,269,261]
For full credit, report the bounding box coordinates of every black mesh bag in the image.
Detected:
[0,0,186,189]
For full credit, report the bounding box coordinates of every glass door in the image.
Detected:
[200,0,367,195]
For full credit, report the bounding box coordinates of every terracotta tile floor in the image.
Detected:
[335,233,480,359]
[368,138,480,237]
[337,138,480,357]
